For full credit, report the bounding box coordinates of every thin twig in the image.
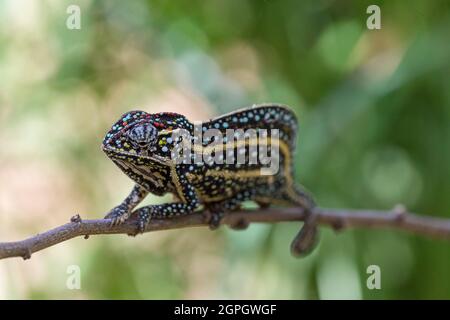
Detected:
[0,205,449,260]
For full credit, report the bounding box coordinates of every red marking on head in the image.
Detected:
[153,122,165,128]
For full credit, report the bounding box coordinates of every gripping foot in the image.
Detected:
[104,204,131,226]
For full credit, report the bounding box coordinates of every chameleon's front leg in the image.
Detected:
[132,170,200,232]
[104,184,149,225]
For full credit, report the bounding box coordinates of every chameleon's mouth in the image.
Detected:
[102,144,148,158]
[102,145,171,165]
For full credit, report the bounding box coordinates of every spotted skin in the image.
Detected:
[102,104,318,255]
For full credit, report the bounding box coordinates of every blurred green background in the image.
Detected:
[0,0,449,299]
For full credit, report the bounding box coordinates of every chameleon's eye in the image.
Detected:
[127,123,157,149]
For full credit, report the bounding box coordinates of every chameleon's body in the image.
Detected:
[102,104,317,255]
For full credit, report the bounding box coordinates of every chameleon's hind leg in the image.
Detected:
[104,184,149,225]
[205,202,248,230]
[284,185,319,257]
[204,190,256,230]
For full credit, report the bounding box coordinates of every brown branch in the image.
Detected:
[1,205,449,260]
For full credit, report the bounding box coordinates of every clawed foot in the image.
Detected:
[106,205,154,235]
[203,211,224,230]
[104,205,131,226]
[135,207,153,234]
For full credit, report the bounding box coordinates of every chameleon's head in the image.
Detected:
[102,110,191,192]
[102,110,191,165]
[102,111,161,162]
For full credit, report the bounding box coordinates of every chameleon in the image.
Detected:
[101,104,318,256]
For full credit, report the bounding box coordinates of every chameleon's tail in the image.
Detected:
[283,184,319,257]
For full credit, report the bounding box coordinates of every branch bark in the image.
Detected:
[1,205,449,260]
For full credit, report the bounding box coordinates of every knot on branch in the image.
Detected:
[393,204,408,222]
[22,248,32,260]
[70,214,82,224]
[331,219,347,233]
